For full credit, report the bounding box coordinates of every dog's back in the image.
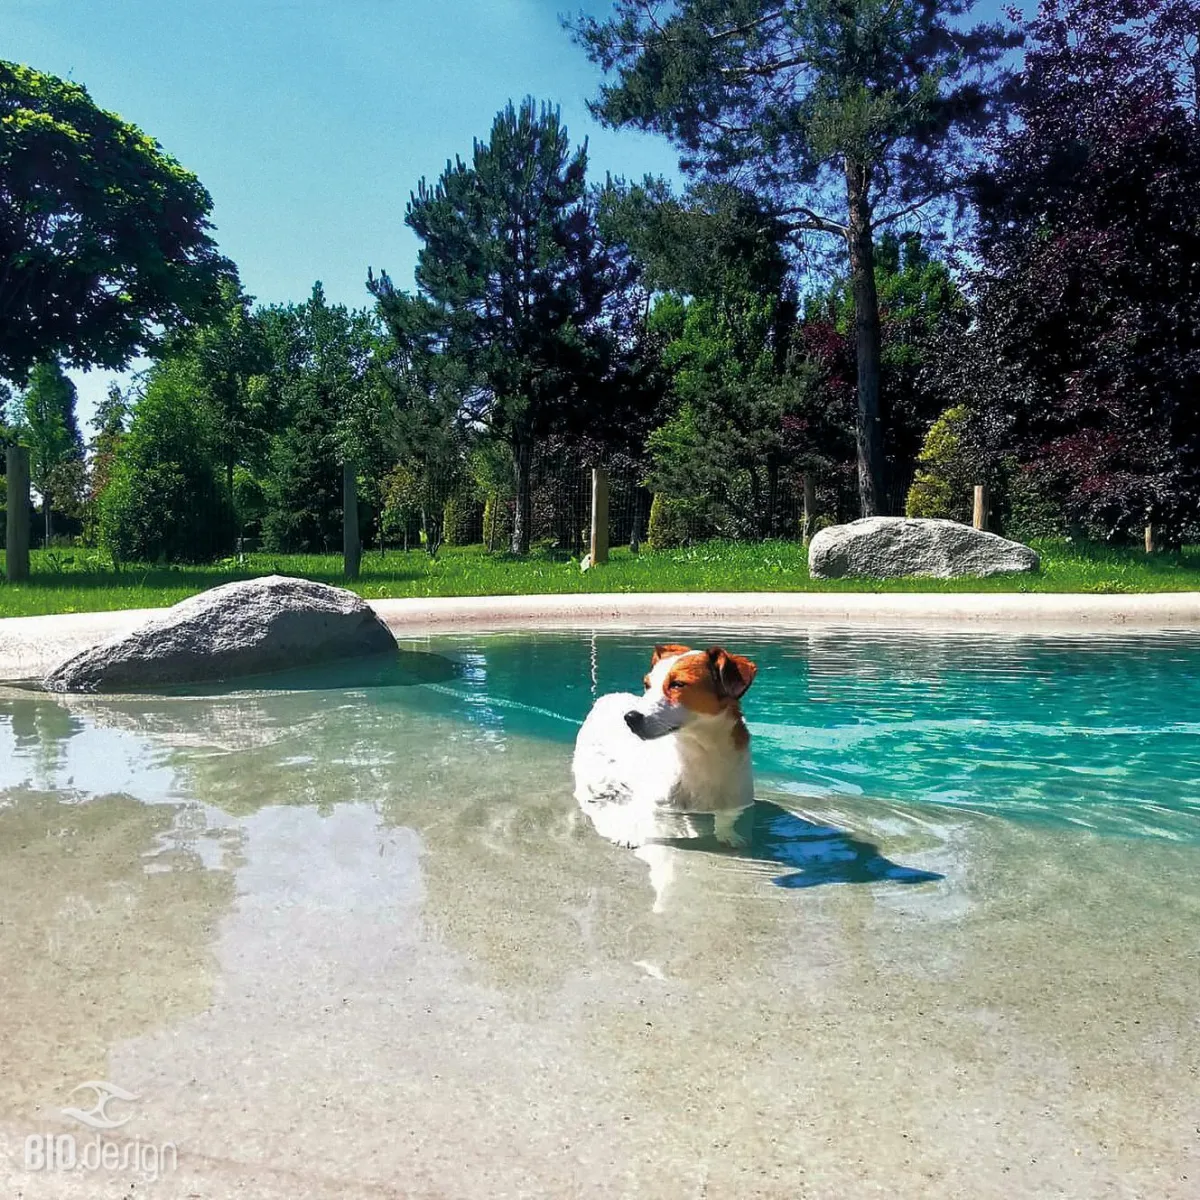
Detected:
[573,689,754,847]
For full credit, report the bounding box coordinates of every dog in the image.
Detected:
[572,643,758,849]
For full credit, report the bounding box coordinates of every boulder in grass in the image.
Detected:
[43,575,397,693]
[808,517,1039,580]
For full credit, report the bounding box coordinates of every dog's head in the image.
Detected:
[623,643,757,740]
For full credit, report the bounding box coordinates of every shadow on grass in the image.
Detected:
[2,562,431,592]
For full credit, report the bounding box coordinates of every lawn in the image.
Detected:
[2,539,1200,618]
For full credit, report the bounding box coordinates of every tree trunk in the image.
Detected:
[845,159,886,517]
[342,463,361,580]
[43,497,52,547]
[802,473,816,545]
[766,460,779,538]
[510,438,533,555]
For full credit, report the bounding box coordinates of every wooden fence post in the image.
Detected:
[802,474,816,545]
[1145,523,1155,554]
[590,466,609,566]
[343,463,361,580]
[6,445,31,582]
[973,484,989,532]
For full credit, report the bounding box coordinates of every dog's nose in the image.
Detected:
[624,710,645,734]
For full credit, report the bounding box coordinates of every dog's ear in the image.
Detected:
[651,643,692,666]
[707,647,757,699]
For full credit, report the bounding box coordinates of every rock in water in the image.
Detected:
[808,517,1039,580]
[43,575,397,693]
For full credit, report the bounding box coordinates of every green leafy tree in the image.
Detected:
[0,383,16,529]
[13,360,83,543]
[0,61,232,382]
[259,285,386,553]
[374,297,469,557]
[379,463,425,551]
[573,0,1019,516]
[183,280,273,503]
[370,98,638,553]
[97,361,233,563]
[805,231,966,505]
[87,383,130,511]
[646,289,809,537]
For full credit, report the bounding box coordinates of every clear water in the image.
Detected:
[394,627,1200,844]
[2,626,1198,1195]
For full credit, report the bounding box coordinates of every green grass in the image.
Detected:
[2,539,1199,618]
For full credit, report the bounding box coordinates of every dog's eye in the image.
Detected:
[667,679,685,691]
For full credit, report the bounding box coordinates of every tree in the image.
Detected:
[370,99,639,553]
[373,296,469,556]
[645,288,808,537]
[0,61,233,382]
[572,0,1019,515]
[88,384,130,499]
[802,231,966,509]
[183,280,273,503]
[96,360,233,563]
[259,285,386,553]
[969,0,1200,541]
[13,360,83,543]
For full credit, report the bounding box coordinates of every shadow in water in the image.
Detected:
[162,649,461,696]
[653,800,944,890]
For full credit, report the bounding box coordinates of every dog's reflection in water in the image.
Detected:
[584,799,944,913]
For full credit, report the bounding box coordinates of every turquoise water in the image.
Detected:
[396,627,1200,844]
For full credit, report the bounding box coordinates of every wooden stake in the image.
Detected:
[590,466,609,566]
[973,485,989,531]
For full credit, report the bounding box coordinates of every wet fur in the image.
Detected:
[572,645,757,848]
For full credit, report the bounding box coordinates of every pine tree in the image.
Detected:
[370,98,637,554]
[572,0,1019,515]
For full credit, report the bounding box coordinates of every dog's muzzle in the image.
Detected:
[624,709,675,740]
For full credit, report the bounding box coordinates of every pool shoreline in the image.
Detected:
[2,590,1200,680]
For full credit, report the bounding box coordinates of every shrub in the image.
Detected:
[905,405,973,522]
[1003,462,1065,541]
[646,492,691,549]
[96,364,233,563]
[441,491,483,546]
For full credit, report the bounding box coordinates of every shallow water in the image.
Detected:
[0,626,1197,1198]
[402,627,1200,842]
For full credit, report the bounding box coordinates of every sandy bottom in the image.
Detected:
[0,682,1196,1199]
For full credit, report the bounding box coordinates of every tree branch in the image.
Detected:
[873,193,940,228]
[777,204,848,235]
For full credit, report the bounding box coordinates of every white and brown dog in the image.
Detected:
[572,643,758,849]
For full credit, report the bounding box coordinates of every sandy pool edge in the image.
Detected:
[2,590,1200,681]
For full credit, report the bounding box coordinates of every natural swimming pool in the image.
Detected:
[1,626,1197,1197]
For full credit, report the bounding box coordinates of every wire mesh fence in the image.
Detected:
[4,439,911,577]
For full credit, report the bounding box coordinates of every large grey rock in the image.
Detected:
[809,517,1039,580]
[43,575,397,693]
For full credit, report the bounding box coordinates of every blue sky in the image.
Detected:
[6,0,680,423]
[8,0,1020,426]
